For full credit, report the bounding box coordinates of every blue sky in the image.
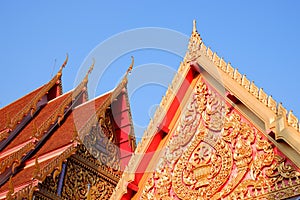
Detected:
[1,1,299,138]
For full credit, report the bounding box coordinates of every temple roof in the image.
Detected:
[0,55,68,143]
[0,86,45,132]
[0,92,113,199]
[111,21,300,200]
[183,21,300,168]
[0,56,136,199]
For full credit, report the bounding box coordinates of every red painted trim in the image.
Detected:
[121,66,197,199]
[112,92,135,171]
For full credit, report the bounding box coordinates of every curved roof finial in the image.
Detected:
[88,58,95,75]
[57,53,69,77]
[83,58,95,83]
[126,56,134,74]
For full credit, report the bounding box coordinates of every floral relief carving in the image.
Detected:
[141,77,300,200]
[62,158,115,200]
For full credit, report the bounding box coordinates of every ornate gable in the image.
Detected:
[112,21,300,200]
[141,76,300,199]
[0,57,136,200]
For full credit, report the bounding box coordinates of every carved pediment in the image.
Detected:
[141,77,300,200]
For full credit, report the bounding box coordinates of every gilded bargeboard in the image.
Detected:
[141,76,300,200]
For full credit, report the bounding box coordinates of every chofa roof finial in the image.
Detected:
[56,54,68,78]
[127,56,134,74]
[193,19,197,34]
[83,58,95,83]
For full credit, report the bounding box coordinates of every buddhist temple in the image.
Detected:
[112,21,300,199]
[1,21,300,200]
[0,56,136,199]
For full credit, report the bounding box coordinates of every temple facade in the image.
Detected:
[0,57,136,199]
[112,21,300,199]
[1,21,300,200]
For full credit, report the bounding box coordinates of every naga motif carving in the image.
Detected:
[141,77,300,199]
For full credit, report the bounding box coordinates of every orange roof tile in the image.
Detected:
[0,92,113,198]
[2,92,72,153]
[36,92,112,156]
[0,86,45,132]
[0,56,68,136]
[0,91,74,176]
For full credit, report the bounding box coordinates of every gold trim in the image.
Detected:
[0,139,37,174]
[34,143,77,182]
[0,54,68,141]
[6,177,14,200]
[77,57,133,142]
[186,21,300,135]
[0,59,94,176]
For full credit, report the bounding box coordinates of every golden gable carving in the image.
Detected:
[141,77,300,200]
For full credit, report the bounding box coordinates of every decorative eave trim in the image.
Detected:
[186,20,299,135]
[0,55,69,141]
[111,53,191,200]
[3,143,77,200]
[0,138,38,174]
[0,59,94,180]
[76,57,134,143]
[133,58,190,156]
[33,142,78,182]
[3,178,39,200]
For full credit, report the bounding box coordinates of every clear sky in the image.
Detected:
[1,1,299,139]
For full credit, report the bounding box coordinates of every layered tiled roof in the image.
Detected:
[0,92,72,174]
[111,21,300,199]
[0,86,44,132]
[2,92,72,153]
[1,89,129,199]
[0,144,76,200]
[36,92,112,157]
[0,55,68,143]
[0,57,136,199]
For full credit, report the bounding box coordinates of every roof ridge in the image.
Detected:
[76,57,133,142]
[186,20,300,133]
[0,85,44,111]
[0,58,92,179]
[33,60,95,139]
[1,55,68,134]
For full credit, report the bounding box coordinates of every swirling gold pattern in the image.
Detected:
[141,77,300,200]
[62,157,115,200]
[82,109,120,172]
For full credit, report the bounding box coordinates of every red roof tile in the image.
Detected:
[36,92,112,156]
[0,86,45,132]
[0,71,63,135]
[0,92,113,197]
[1,91,72,157]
